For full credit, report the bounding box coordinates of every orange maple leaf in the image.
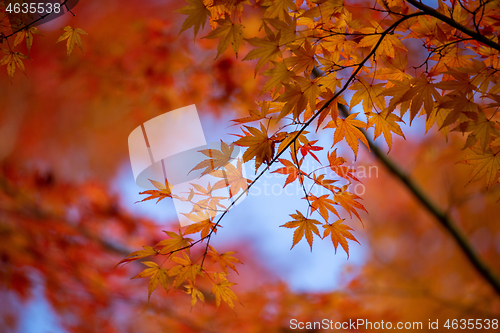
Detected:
[322,219,360,258]
[325,112,370,160]
[280,210,322,251]
[235,123,274,170]
[138,179,173,203]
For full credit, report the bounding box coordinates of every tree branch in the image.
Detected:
[335,102,500,296]
[405,0,500,52]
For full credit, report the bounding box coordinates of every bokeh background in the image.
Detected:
[0,0,499,332]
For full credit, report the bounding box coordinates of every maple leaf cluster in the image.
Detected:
[2,0,500,315]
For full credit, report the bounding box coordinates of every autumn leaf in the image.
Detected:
[451,109,500,152]
[235,123,274,170]
[367,110,405,152]
[280,210,322,251]
[156,230,193,254]
[322,219,360,258]
[56,26,88,57]
[203,18,244,58]
[325,112,369,160]
[0,49,28,80]
[211,159,251,197]
[211,272,238,309]
[14,27,43,55]
[334,185,367,221]
[184,281,205,308]
[349,78,386,114]
[271,157,304,187]
[309,194,341,222]
[138,178,173,203]
[243,24,281,75]
[262,60,293,95]
[184,215,220,238]
[178,0,210,38]
[117,246,158,267]
[328,149,360,182]
[169,253,202,288]
[190,141,235,176]
[131,261,169,300]
[208,245,243,274]
[459,146,500,188]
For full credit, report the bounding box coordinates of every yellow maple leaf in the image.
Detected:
[280,210,322,251]
[156,230,193,254]
[367,110,405,152]
[203,18,244,58]
[208,245,243,274]
[243,24,281,75]
[131,261,169,300]
[178,0,211,38]
[14,27,43,55]
[184,281,205,308]
[56,26,88,57]
[211,272,238,309]
[0,49,28,80]
[138,178,173,203]
[459,146,500,188]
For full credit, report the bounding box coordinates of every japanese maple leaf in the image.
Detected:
[262,60,293,95]
[280,210,322,251]
[459,146,500,188]
[235,123,274,170]
[190,141,235,176]
[367,110,405,152]
[203,18,244,58]
[325,112,369,160]
[357,21,406,58]
[334,185,367,221]
[271,158,304,187]
[184,281,205,308]
[56,26,88,57]
[169,254,202,288]
[131,261,169,300]
[211,272,238,309]
[208,245,243,274]
[231,101,282,124]
[0,49,27,80]
[183,210,220,238]
[156,230,193,254]
[299,139,323,164]
[178,0,210,38]
[138,179,173,203]
[243,25,282,75]
[212,159,251,197]
[309,194,341,222]
[401,74,441,121]
[116,246,158,267]
[451,109,500,152]
[288,40,318,74]
[327,149,359,182]
[322,220,360,258]
[263,0,296,21]
[13,27,43,55]
[437,92,479,129]
[276,82,308,119]
[349,78,386,114]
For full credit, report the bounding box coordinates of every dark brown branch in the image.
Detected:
[405,0,500,52]
[332,102,500,296]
